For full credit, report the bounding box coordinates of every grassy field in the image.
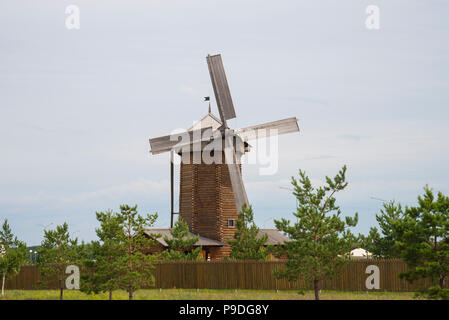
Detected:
[0,289,418,300]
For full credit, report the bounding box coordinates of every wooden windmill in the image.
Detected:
[149,54,299,259]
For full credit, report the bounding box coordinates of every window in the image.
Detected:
[228,219,235,227]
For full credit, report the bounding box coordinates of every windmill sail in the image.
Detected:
[149,126,214,155]
[236,117,299,141]
[206,54,236,124]
[224,131,249,213]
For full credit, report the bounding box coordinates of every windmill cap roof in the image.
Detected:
[188,113,222,132]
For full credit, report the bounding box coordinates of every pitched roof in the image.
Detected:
[143,229,223,247]
[185,112,252,152]
[188,113,222,132]
[144,228,289,247]
[258,229,290,245]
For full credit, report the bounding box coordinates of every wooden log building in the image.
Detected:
[147,112,289,261]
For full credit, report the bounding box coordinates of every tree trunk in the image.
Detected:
[109,289,113,301]
[313,278,319,300]
[440,276,445,289]
[59,279,64,300]
[1,273,5,297]
[129,282,133,300]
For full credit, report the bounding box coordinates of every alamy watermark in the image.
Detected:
[365,5,380,30]
[65,5,80,30]
[365,265,380,290]
[168,123,279,176]
[65,265,80,290]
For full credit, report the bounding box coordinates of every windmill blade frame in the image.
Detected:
[206,54,236,125]
[149,126,214,155]
[224,131,249,213]
[236,117,299,141]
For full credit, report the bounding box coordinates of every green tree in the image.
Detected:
[37,223,78,300]
[161,217,202,261]
[360,201,404,258]
[227,204,269,260]
[0,219,28,297]
[81,205,159,300]
[115,204,159,300]
[395,186,449,299]
[271,166,358,300]
[80,210,126,300]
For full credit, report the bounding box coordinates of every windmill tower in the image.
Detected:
[149,54,299,260]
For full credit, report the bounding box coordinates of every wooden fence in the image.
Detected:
[6,259,433,292]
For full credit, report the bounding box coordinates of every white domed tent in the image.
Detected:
[350,248,372,259]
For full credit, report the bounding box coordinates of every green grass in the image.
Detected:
[0,289,417,300]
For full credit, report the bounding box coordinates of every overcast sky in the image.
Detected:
[1,1,448,245]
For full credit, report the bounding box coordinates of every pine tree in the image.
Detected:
[80,210,125,300]
[116,204,159,300]
[360,201,404,258]
[395,186,449,299]
[161,217,202,261]
[37,222,78,300]
[271,166,358,300]
[80,205,159,300]
[0,219,28,297]
[227,204,268,260]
